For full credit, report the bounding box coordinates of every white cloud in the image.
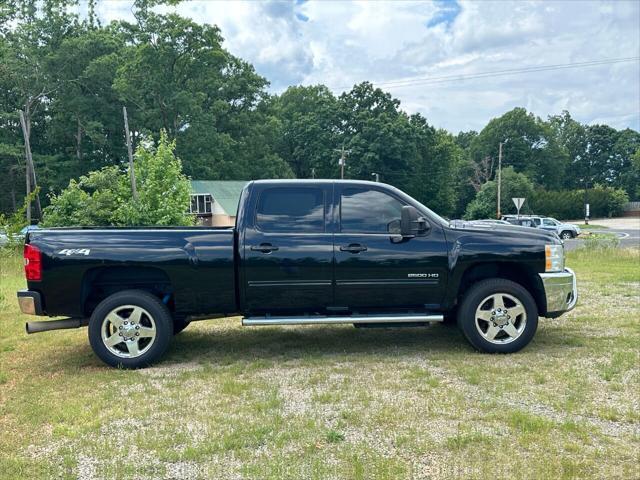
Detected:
[89,0,640,132]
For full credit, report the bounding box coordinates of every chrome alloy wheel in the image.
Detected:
[474,293,527,344]
[100,305,156,358]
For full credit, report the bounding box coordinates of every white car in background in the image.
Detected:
[502,216,581,239]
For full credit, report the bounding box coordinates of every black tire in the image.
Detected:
[456,278,538,353]
[88,290,173,368]
[560,231,574,240]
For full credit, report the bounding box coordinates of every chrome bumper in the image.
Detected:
[539,267,578,316]
[17,290,44,316]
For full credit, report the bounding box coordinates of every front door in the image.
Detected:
[540,218,558,232]
[243,183,334,315]
[333,185,449,312]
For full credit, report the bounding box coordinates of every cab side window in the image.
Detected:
[256,187,325,233]
[340,188,404,234]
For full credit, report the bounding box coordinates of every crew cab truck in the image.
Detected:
[17,180,577,368]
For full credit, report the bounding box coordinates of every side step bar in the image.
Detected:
[242,313,443,326]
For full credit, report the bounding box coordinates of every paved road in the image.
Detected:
[563,217,640,251]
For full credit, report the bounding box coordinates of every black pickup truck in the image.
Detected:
[18,180,577,368]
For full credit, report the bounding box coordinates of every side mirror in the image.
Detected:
[400,205,429,237]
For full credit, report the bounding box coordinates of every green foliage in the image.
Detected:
[530,185,629,220]
[582,233,620,251]
[271,85,340,178]
[0,188,39,249]
[469,108,567,190]
[0,2,637,222]
[41,132,194,227]
[464,167,535,219]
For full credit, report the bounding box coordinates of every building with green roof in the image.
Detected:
[190,180,248,226]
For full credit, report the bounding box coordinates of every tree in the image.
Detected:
[112,10,282,181]
[271,85,340,178]
[613,129,640,198]
[464,167,535,219]
[547,110,587,189]
[470,108,567,189]
[42,131,193,226]
[628,148,640,199]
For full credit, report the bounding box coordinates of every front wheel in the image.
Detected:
[88,290,173,368]
[560,231,574,240]
[457,279,538,353]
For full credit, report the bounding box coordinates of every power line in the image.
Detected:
[337,57,639,91]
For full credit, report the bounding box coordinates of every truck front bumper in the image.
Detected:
[539,267,578,317]
[17,290,44,316]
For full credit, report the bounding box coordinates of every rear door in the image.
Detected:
[242,183,334,315]
[332,185,449,312]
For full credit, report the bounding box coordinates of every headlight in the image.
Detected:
[545,244,564,272]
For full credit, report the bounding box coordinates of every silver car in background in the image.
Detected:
[502,215,581,239]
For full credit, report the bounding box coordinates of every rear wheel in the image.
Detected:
[88,290,172,368]
[457,279,538,353]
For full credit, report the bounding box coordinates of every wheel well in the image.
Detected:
[81,267,174,318]
[457,263,546,315]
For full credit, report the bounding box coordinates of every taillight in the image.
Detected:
[24,244,42,281]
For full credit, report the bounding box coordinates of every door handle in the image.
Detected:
[251,243,279,253]
[340,243,367,253]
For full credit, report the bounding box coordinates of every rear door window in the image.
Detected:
[255,187,325,233]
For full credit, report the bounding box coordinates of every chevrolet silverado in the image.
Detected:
[18,180,577,368]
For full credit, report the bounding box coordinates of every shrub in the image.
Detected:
[464,167,535,219]
[582,233,620,251]
[42,132,194,227]
[530,185,628,220]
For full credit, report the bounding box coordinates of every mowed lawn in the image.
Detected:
[0,248,638,479]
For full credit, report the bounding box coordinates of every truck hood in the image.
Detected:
[447,222,561,244]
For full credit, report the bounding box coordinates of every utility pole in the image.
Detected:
[123,106,138,200]
[19,110,41,221]
[497,141,503,219]
[371,172,380,182]
[311,168,316,179]
[25,156,31,224]
[335,145,351,179]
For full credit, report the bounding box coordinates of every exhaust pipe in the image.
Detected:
[26,318,87,334]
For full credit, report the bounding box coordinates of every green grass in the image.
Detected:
[0,247,639,479]
[573,223,609,230]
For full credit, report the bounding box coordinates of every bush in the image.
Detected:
[464,167,535,219]
[582,233,620,251]
[530,185,628,220]
[0,189,38,250]
[42,132,194,227]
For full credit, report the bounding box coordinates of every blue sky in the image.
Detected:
[92,0,639,133]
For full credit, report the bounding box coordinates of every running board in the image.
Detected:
[242,313,443,326]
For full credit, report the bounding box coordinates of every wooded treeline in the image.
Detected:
[1,0,638,221]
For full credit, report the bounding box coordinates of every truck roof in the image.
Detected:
[251,179,387,187]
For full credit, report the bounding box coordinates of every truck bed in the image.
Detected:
[26,227,238,318]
